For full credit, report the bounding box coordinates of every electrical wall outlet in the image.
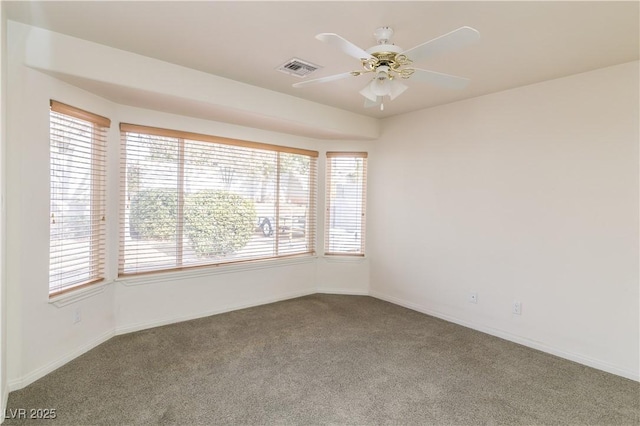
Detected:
[74,307,82,324]
[513,301,522,315]
[469,292,478,304]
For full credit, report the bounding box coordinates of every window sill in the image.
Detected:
[321,254,368,263]
[116,254,318,287]
[49,281,111,307]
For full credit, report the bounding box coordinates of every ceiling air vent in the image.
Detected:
[277,58,322,78]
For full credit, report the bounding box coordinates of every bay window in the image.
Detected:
[119,124,317,276]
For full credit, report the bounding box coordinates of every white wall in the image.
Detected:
[6,21,371,390]
[369,61,640,380]
[6,36,118,390]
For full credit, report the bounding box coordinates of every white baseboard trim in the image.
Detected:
[115,288,317,335]
[316,287,370,296]
[370,290,639,382]
[7,329,115,392]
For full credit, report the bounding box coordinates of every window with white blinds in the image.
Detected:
[119,124,318,276]
[49,101,109,296]
[324,152,367,256]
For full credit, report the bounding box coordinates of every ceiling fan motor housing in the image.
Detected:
[365,28,410,77]
[366,44,403,55]
[364,46,410,78]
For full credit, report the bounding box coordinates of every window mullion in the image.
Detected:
[275,152,281,256]
[177,138,185,267]
[359,162,367,254]
[324,158,332,251]
[90,124,101,279]
[308,158,317,254]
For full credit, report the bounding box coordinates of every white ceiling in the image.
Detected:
[5,1,639,119]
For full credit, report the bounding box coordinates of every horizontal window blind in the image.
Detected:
[49,101,110,295]
[324,152,367,256]
[120,124,317,276]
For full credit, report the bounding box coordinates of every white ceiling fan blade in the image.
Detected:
[410,68,470,90]
[364,96,382,108]
[292,71,355,88]
[316,33,374,61]
[400,26,480,63]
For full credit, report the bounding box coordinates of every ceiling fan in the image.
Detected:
[292,26,480,110]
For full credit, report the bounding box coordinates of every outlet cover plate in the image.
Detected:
[513,301,522,315]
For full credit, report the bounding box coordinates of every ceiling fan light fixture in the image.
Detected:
[371,65,391,97]
[375,65,390,79]
[371,76,390,97]
[359,82,378,102]
[363,96,382,108]
[388,79,408,100]
[361,67,408,104]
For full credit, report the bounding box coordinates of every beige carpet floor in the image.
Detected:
[5,294,639,425]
